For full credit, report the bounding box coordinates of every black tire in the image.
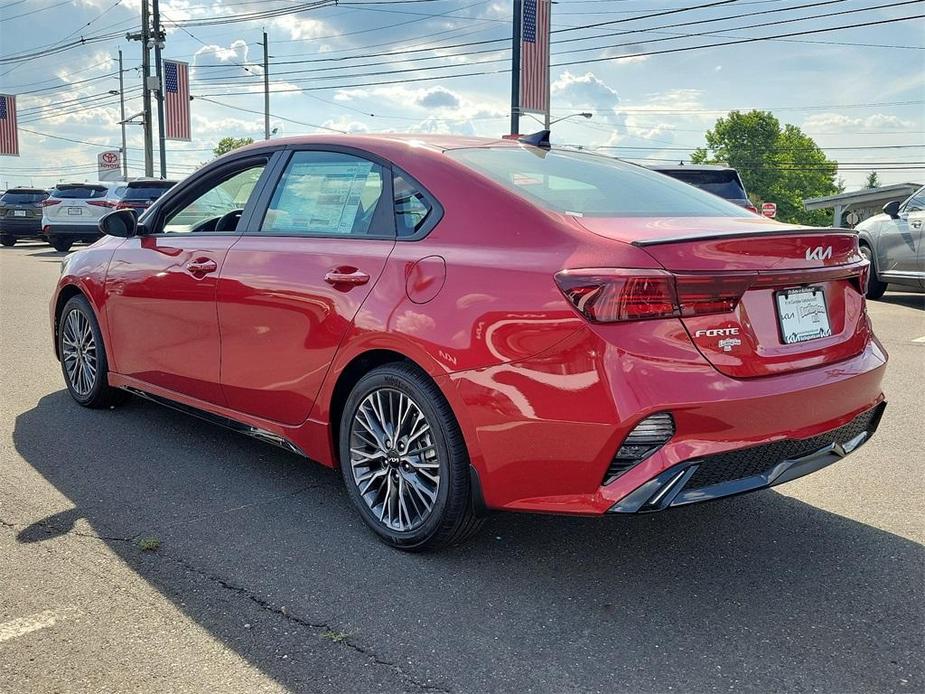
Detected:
[859,243,887,300]
[339,362,484,551]
[58,295,128,408]
[50,237,73,253]
[1,235,15,247]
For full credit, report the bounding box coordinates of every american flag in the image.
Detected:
[519,0,551,115]
[164,60,191,141]
[0,94,19,157]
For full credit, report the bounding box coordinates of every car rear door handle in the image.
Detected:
[911,220,923,229]
[186,257,217,275]
[324,267,370,286]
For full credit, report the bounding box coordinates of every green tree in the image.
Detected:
[691,110,838,225]
[864,171,880,189]
[213,136,254,157]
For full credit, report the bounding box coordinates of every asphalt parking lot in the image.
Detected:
[1,240,923,694]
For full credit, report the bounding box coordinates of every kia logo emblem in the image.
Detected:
[806,246,833,261]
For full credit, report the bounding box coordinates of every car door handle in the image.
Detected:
[324,267,370,286]
[911,220,922,229]
[186,258,218,275]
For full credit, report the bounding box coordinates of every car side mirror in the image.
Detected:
[882,200,901,219]
[99,209,138,237]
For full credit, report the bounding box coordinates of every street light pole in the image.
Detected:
[262,31,270,140]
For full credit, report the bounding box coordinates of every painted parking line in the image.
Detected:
[912,336,925,343]
[0,607,79,643]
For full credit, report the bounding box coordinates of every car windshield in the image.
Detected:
[121,185,173,200]
[1,191,47,203]
[446,147,751,217]
[52,186,108,199]
[657,169,747,200]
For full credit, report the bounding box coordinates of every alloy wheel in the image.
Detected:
[61,308,97,397]
[348,388,440,532]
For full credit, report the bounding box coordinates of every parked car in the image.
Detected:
[42,183,112,252]
[854,185,925,299]
[52,135,886,551]
[0,187,49,246]
[110,179,177,213]
[649,164,759,213]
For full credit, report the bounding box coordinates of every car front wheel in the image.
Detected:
[339,363,484,551]
[58,295,127,408]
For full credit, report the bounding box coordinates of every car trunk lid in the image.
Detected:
[576,217,870,378]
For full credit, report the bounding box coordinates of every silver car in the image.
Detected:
[855,185,925,299]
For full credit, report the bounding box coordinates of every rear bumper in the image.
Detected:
[444,321,888,515]
[609,401,885,513]
[0,218,42,236]
[44,223,102,239]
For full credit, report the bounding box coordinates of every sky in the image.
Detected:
[0,0,923,191]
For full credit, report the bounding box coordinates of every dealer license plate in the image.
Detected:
[775,286,832,344]
[13,210,26,217]
[67,207,82,215]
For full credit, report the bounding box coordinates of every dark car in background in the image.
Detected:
[649,164,759,213]
[110,179,177,213]
[0,187,49,246]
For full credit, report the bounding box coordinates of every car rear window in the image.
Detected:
[51,185,108,199]
[1,190,48,203]
[657,169,747,200]
[445,147,750,218]
[120,185,174,200]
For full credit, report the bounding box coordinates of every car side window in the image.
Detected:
[260,151,388,237]
[394,172,432,238]
[903,190,925,213]
[163,163,266,233]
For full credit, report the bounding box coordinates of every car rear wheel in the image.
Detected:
[50,237,73,253]
[859,243,887,300]
[1,235,15,247]
[339,363,484,551]
[58,295,127,408]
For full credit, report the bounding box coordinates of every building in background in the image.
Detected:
[804,183,922,228]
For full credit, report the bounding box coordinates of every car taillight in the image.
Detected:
[673,273,755,316]
[41,225,49,235]
[555,269,679,322]
[555,269,755,323]
[87,200,115,208]
[42,199,61,207]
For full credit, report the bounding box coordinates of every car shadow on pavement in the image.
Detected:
[879,291,925,311]
[12,390,925,693]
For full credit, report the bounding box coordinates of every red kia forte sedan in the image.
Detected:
[51,134,887,550]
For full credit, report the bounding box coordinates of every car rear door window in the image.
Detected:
[260,151,390,237]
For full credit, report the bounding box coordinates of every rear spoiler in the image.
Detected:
[632,227,850,247]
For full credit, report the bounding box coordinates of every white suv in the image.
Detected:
[42,183,113,252]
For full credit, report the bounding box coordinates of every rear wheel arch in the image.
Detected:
[328,349,425,466]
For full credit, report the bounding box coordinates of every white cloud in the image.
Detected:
[802,112,915,134]
[415,87,461,110]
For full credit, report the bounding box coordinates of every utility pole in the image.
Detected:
[262,30,270,140]
[118,50,128,181]
[152,0,167,178]
[126,0,154,176]
[510,0,522,136]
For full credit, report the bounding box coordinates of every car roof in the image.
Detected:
[3,187,47,194]
[235,133,518,155]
